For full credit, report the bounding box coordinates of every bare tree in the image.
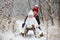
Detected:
[38,0,44,22]
[45,0,54,25]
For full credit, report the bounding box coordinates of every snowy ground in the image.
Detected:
[0,19,47,40]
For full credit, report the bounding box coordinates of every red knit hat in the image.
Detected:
[32,5,39,13]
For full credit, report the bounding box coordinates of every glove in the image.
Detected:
[38,25,41,30]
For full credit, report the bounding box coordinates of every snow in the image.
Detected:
[0,19,46,40]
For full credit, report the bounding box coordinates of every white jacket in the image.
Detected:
[25,17,38,28]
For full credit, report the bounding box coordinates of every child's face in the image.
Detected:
[33,11,37,15]
[28,15,34,18]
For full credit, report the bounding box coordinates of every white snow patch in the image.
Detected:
[0,19,46,40]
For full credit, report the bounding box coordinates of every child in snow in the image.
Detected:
[21,10,38,37]
[22,5,41,30]
[20,10,43,37]
[24,10,38,29]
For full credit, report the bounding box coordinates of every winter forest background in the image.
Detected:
[0,0,60,40]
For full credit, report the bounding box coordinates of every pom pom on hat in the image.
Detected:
[28,10,34,16]
[35,5,39,7]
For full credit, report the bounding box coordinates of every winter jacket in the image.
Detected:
[24,17,38,28]
[22,15,40,28]
[35,15,40,25]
